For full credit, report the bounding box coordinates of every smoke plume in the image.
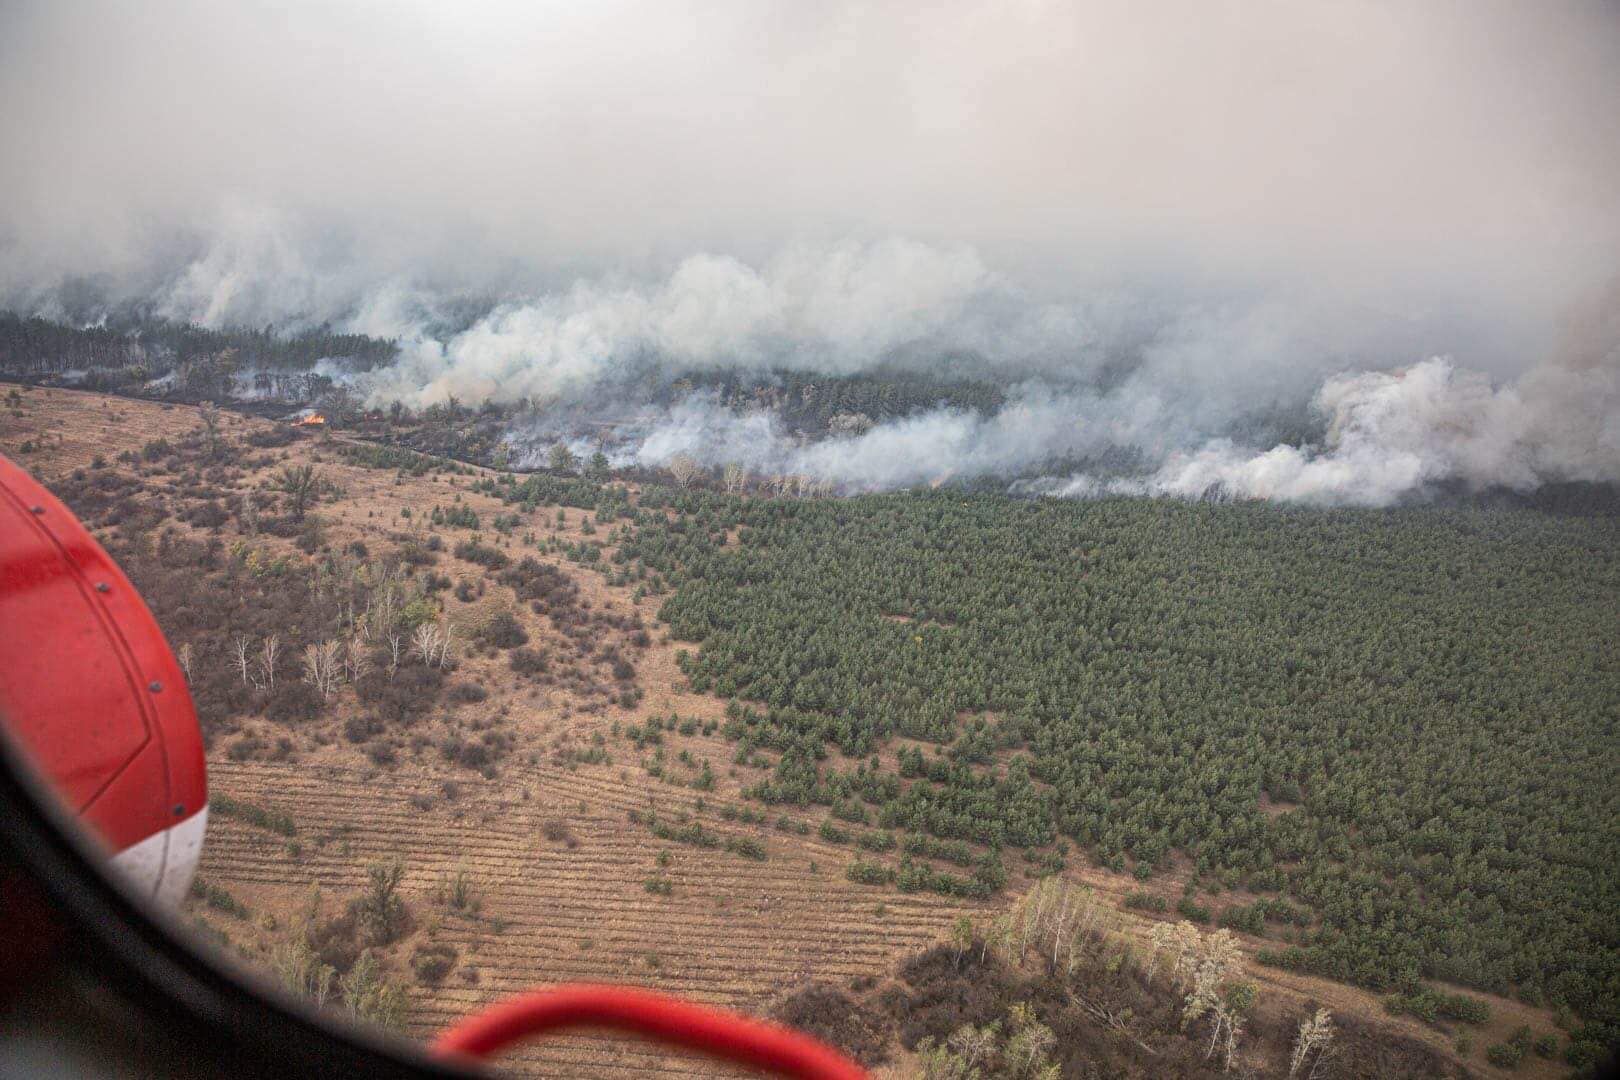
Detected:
[1,1,1617,505]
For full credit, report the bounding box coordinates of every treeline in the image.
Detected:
[671,367,1007,433]
[0,312,397,389]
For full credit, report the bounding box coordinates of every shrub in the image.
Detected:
[770,984,890,1065]
[855,831,896,853]
[411,942,458,984]
[190,877,249,919]
[1564,1041,1601,1068]
[901,834,977,867]
[226,735,264,761]
[184,501,230,529]
[542,819,578,848]
[847,859,897,886]
[246,426,298,448]
[341,950,407,1027]
[448,681,488,704]
[344,715,383,743]
[437,867,478,911]
[474,611,528,649]
[356,664,443,723]
[452,539,507,570]
[1124,890,1169,912]
[1484,1042,1523,1069]
[211,793,296,836]
[439,730,512,772]
[509,647,549,675]
[1176,897,1211,923]
[398,540,437,567]
[1438,992,1490,1025]
[351,859,408,946]
[264,680,324,723]
[1219,902,1266,935]
[436,505,480,529]
[819,820,851,844]
[724,836,767,861]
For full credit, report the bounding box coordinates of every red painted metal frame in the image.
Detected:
[0,452,206,854]
[434,984,868,1079]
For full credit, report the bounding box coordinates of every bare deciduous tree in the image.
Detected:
[722,462,748,494]
[260,634,280,689]
[411,622,449,667]
[668,454,702,488]
[1146,920,1176,984]
[1289,1009,1334,1079]
[302,639,343,699]
[176,642,194,684]
[1208,982,1255,1070]
[1167,921,1205,990]
[318,386,358,427]
[949,915,975,968]
[238,489,260,535]
[232,635,255,686]
[387,634,403,679]
[345,637,372,683]
[1003,1004,1057,1077]
[945,1023,998,1073]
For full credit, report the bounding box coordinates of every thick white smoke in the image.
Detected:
[499,337,1620,506]
[1031,356,1620,506]
[1,1,1616,506]
[353,239,1101,408]
[619,384,1115,491]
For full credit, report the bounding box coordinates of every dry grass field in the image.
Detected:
[0,384,1568,1078]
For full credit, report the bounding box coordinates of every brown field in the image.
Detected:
[0,384,1568,1078]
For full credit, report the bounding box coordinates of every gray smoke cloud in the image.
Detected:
[356,238,1095,407]
[1030,355,1620,506]
[1,0,1617,505]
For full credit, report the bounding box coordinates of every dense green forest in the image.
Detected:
[491,474,1620,1051]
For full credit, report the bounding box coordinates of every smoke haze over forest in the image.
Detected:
[2,0,1618,505]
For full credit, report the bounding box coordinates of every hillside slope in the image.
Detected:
[0,384,1596,1078]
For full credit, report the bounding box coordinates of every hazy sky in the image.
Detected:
[2,0,1616,326]
[2,1,1617,505]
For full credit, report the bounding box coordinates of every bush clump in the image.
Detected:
[474,611,528,649]
[448,681,489,704]
[453,539,507,570]
[411,941,458,984]
[1124,890,1169,912]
